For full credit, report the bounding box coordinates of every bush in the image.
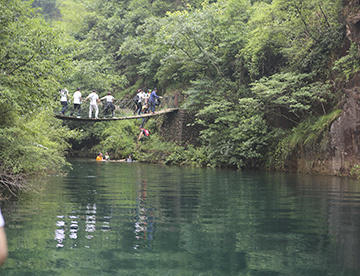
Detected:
[350,165,360,179]
[269,110,342,171]
[92,120,139,160]
[0,109,76,192]
[136,134,177,163]
[165,145,213,167]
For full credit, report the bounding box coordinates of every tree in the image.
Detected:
[0,1,73,114]
[135,0,251,88]
[193,98,272,168]
[242,0,344,80]
[250,72,334,125]
[32,0,61,21]
[0,0,75,192]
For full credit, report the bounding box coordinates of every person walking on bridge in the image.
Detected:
[100,92,116,118]
[134,89,147,115]
[70,88,82,117]
[133,89,143,115]
[149,88,162,114]
[83,89,100,119]
[59,88,70,115]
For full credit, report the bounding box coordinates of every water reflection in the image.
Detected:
[54,207,114,248]
[134,179,155,250]
[327,176,360,271]
[53,167,113,250]
[85,203,96,239]
[3,161,360,275]
[55,215,65,248]
[55,214,77,248]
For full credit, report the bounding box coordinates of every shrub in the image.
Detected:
[0,109,76,193]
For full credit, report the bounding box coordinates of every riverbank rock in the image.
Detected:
[329,84,360,175]
[328,2,360,175]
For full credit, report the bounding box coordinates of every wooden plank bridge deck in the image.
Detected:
[54,108,179,122]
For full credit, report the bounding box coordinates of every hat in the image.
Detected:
[107,92,111,95]
[93,89,96,92]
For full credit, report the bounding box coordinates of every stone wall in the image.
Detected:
[159,109,203,146]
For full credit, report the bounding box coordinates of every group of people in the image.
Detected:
[96,152,134,162]
[59,87,156,162]
[133,88,162,115]
[96,152,110,161]
[60,87,163,118]
[59,88,116,119]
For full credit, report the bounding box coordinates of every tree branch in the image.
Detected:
[8,42,43,76]
[293,4,319,43]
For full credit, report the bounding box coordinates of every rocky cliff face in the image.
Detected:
[299,1,360,176]
[328,85,360,175]
[344,1,360,45]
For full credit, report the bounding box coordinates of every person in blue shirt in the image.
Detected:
[148,88,162,114]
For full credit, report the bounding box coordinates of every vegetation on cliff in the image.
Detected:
[1,0,356,192]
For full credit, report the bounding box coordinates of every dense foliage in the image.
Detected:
[0,0,354,191]
[0,1,76,193]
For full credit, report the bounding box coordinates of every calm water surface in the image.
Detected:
[1,159,360,275]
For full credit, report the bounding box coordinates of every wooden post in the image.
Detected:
[174,92,178,108]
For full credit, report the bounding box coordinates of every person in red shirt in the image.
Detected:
[138,128,150,142]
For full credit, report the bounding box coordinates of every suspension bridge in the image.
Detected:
[55,107,179,121]
[54,94,181,122]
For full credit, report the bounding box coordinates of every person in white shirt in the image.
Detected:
[70,88,82,117]
[134,89,146,115]
[140,90,147,105]
[83,89,100,119]
[59,88,70,115]
[0,207,8,266]
[100,92,116,118]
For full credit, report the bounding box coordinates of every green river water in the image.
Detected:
[1,158,360,275]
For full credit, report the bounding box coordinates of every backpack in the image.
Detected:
[133,94,139,102]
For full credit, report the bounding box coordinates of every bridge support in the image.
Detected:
[159,109,201,145]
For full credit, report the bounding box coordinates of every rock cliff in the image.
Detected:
[300,1,360,176]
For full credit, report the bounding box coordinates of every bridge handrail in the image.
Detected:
[117,94,179,111]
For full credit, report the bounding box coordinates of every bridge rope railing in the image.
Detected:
[117,95,179,112]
